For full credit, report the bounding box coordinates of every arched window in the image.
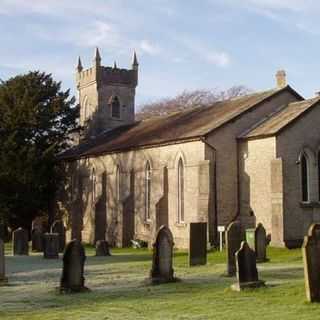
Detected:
[178,158,185,222]
[111,96,120,119]
[301,153,309,202]
[92,168,96,203]
[115,165,120,203]
[145,162,151,221]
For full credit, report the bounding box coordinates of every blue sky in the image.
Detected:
[1,0,320,106]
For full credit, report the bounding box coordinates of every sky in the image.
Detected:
[1,0,320,106]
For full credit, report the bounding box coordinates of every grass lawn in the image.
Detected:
[0,244,318,320]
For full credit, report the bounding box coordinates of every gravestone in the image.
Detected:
[0,239,8,285]
[43,233,59,259]
[13,228,29,255]
[51,220,66,252]
[59,239,88,293]
[226,221,242,276]
[302,223,320,302]
[231,241,265,291]
[255,224,267,262]
[95,240,111,256]
[150,225,175,284]
[31,229,43,252]
[189,222,207,266]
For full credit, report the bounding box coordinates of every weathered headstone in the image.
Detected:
[51,220,66,252]
[0,239,8,285]
[255,224,267,262]
[189,222,207,266]
[150,225,175,284]
[302,223,320,302]
[59,239,88,293]
[226,221,242,276]
[95,240,111,256]
[231,241,265,291]
[43,233,59,259]
[31,229,43,252]
[13,228,29,256]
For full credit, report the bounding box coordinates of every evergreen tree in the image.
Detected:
[0,71,79,229]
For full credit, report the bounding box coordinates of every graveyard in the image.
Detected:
[1,243,320,320]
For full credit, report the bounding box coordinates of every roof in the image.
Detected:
[59,85,301,160]
[239,96,320,140]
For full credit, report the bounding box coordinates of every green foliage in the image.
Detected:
[0,71,78,228]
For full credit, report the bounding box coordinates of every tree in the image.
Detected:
[137,86,251,120]
[0,71,79,229]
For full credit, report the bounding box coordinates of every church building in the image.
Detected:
[59,48,320,249]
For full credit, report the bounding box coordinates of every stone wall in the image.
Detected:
[205,90,299,228]
[276,102,320,247]
[64,139,213,249]
[239,137,276,234]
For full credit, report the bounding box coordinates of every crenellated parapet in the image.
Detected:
[76,48,138,89]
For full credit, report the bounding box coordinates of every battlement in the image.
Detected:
[76,48,138,89]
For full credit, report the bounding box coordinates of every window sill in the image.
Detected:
[175,222,187,228]
[300,201,320,208]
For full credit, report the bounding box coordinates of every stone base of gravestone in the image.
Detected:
[95,240,111,256]
[43,233,59,259]
[231,280,265,291]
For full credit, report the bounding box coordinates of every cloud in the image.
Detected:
[139,40,161,56]
[205,51,230,67]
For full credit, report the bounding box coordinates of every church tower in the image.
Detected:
[76,48,139,138]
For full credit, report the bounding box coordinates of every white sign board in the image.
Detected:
[218,226,225,232]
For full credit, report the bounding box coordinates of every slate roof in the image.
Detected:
[239,96,320,139]
[59,85,301,160]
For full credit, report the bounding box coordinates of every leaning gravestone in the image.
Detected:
[302,223,320,302]
[95,240,111,256]
[43,233,59,259]
[0,239,8,285]
[226,221,242,276]
[13,228,29,255]
[189,222,207,266]
[231,241,265,291]
[59,239,88,293]
[150,225,175,284]
[31,229,43,252]
[255,224,267,262]
[51,220,66,252]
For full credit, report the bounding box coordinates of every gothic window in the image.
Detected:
[301,152,309,202]
[178,158,185,223]
[115,165,120,203]
[92,168,96,203]
[111,96,121,119]
[145,161,151,221]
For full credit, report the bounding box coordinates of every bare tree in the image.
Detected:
[137,85,251,120]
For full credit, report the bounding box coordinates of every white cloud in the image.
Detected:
[205,51,230,67]
[139,40,161,56]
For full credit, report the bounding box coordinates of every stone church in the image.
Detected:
[59,48,320,249]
